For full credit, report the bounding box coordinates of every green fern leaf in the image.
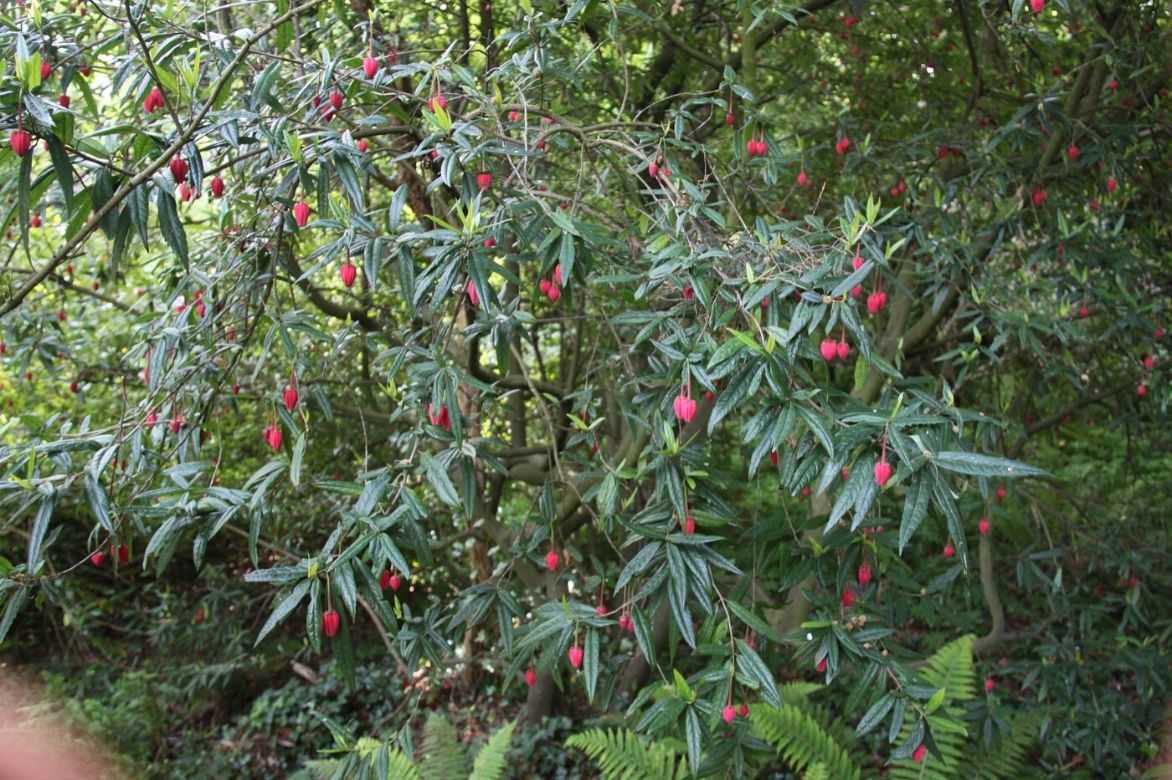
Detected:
[970,713,1040,780]
[750,703,863,780]
[304,758,343,780]
[804,763,831,780]
[420,713,467,780]
[566,727,685,780]
[382,746,424,780]
[889,635,977,780]
[469,721,516,780]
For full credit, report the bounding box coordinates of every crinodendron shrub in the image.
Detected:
[0,0,1168,775]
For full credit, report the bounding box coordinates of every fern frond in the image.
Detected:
[750,703,863,780]
[889,635,977,780]
[970,713,1040,780]
[420,713,467,780]
[304,758,343,780]
[780,682,822,705]
[804,763,831,780]
[469,721,516,780]
[566,727,685,780]
[381,745,424,780]
[919,634,977,703]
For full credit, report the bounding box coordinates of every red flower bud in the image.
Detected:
[283,383,299,412]
[857,563,872,586]
[209,176,225,198]
[9,130,32,157]
[943,542,956,558]
[363,56,378,78]
[322,609,340,637]
[339,261,357,288]
[90,550,105,567]
[673,392,697,423]
[524,667,538,686]
[874,459,893,487]
[722,705,736,723]
[428,403,452,431]
[476,171,493,191]
[143,86,165,113]
[169,156,189,182]
[292,201,311,227]
[545,549,560,571]
[466,280,480,307]
[978,518,991,535]
[568,644,583,669]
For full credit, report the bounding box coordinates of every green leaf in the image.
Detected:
[290,429,306,487]
[726,599,783,644]
[333,561,358,617]
[155,187,189,268]
[735,638,781,707]
[584,628,600,702]
[45,135,74,209]
[27,495,55,571]
[0,587,29,644]
[932,477,968,567]
[255,580,311,646]
[855,693,894,737]
[933,451,1047,478]
[616,541,661,593]
[898,474,931,554]
[685,705,702,776]
[632,605,655,663]
[667,550,695,649]
[797,405,834,457]
[422,454,460,506]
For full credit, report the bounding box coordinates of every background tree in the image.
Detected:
[1,0,1169,776]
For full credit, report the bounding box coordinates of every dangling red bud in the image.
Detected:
[322,609,340,637]
[292,201,311,227]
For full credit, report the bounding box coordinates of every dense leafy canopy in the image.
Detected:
[1,0,1169,775]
